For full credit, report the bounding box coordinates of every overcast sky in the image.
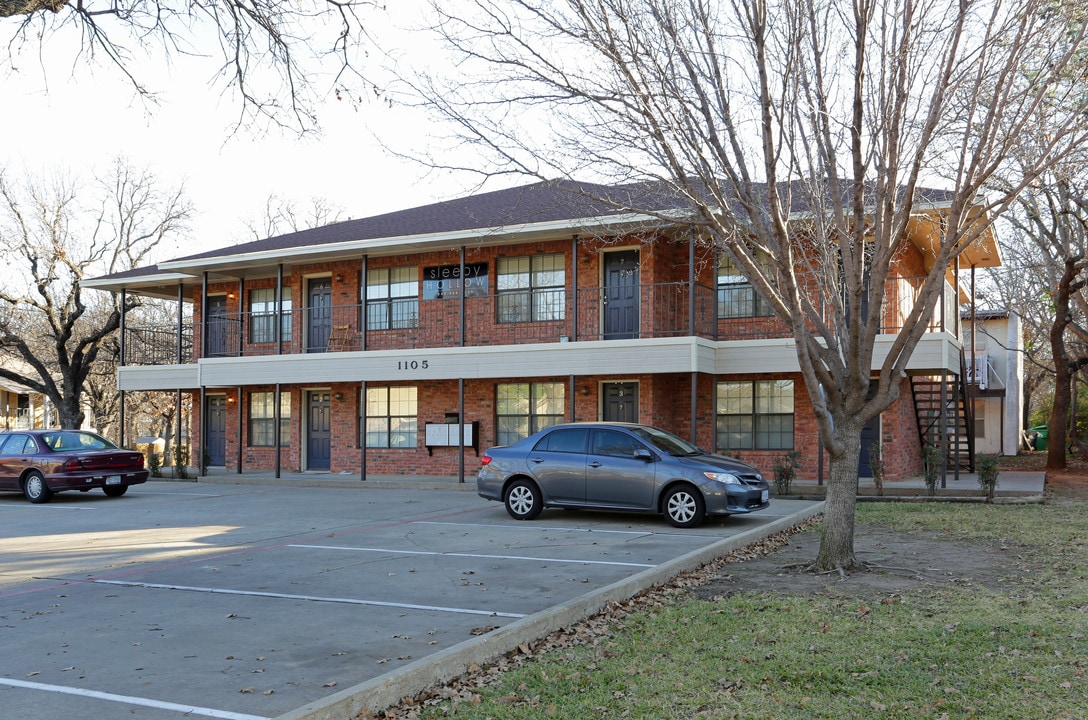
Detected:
[0,4,476,262]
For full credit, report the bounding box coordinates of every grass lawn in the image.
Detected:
[374,484,1087,719]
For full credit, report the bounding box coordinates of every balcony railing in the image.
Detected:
[122,276,958,364]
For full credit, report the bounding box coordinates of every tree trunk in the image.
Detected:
[816,420,862,571]
[54,395,86,430]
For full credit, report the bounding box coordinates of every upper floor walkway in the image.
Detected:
[122,275,959,366]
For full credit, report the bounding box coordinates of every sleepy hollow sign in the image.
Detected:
[423,262,488,300]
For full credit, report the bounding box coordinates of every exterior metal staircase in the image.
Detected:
[910,351,975,473]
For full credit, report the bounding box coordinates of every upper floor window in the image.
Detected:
[249,288,292,344]
[496,381,565,445]
[364,386,418,448]
[716,380,794,450]
[718,256,772,319]
[367,267,419,330]
[249,391,291,447]
[497,254,566,323]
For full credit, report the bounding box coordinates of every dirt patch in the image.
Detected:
[689,523,1013,603]
[1046,470,1088,501]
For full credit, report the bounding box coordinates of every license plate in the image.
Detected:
[761,490,769,503]
[106,475,122,485]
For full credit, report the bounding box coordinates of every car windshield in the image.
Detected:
[41,431,118,452]
[627,426,702,456]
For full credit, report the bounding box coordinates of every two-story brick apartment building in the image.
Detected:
[84,180,999,483]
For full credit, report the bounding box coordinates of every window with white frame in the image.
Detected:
[248,391,291,446]
[249,288,292,343]
[496,254,566,323]
[717,256,772,319]
[366,267,419,330]
[716,380,794,450]
[496,382,565,445]
[364,386,418,448]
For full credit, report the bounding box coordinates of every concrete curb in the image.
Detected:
[787,494,1045,504]
[275,502,826,720]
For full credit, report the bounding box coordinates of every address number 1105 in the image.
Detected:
[397,360,429,370]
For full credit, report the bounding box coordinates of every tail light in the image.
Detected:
[480,455,492,466]
[62,458,85,472]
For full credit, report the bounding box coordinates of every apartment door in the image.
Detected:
[205,395,227,466]
[306,278,333,352]
[307,391,331,470]
[602,382,639,423]
[205,296,229,357]
[603,250,640,339]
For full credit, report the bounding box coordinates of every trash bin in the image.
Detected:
[1028,425,1048,451]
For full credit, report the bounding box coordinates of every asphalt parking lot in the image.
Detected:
[0,480,822,720]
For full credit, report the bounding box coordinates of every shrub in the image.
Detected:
[173,445,191,480]
[147,451,162,478]
[921,443,942,496]
[976,453,1000,502]
[868,444,884,496]
[773,450,801,495]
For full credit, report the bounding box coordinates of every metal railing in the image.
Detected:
[122,276,959,363]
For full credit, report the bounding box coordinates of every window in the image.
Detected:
[497,254,566,323]
[366,267,419,330]
[364,386,418,448]
[591,429,644,458]
[533,427,588,454]
[249,288,292,343]
[716,380,794,450]
[973,400,986,439]
[248,392,291,446]
[496,382,565,445]
[717,256,772,319]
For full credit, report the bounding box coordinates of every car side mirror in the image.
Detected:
[633,448,654,462]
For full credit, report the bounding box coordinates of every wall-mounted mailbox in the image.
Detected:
[425,421,479,456]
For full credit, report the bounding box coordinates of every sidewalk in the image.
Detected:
[174,467,1047,498]
[791,470,1045,499]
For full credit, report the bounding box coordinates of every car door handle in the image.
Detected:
[530,457,545,464]
[589,461,602,468]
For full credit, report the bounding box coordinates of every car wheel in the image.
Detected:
[505,479,543,520]
[103,485,129,498]
[663,484,705,528]
[23,471,53,504]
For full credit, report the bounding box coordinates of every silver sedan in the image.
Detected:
[476,422,771,528]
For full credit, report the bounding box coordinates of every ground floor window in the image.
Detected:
[716,380,794,450]
[364,386,418,448]
[496,382,565,445]
[248,391,291,446]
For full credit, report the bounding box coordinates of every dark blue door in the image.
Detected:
[206,296,229,357]
[307,391,331,470]
[307,278,332,352]
[206,395,227,466]
[603,251,639,339]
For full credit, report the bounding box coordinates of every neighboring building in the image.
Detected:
[84,180,1000,483]
[0,356,55,430]
[0,379,47,430]
[962,310,1024,456]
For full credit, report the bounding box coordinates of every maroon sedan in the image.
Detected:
[0,430,149,503]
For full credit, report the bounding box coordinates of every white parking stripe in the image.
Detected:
[0,677,268,719]
[413,520,655,536]
[289,544,656,568]
[92,580,525,618]
[413,520,712,539]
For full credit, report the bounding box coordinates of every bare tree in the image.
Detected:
[999,172,1088,468]
[1,0,381,132]
[243,192,346,240]
[0,159,190,429]
[401,0,1088,570]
